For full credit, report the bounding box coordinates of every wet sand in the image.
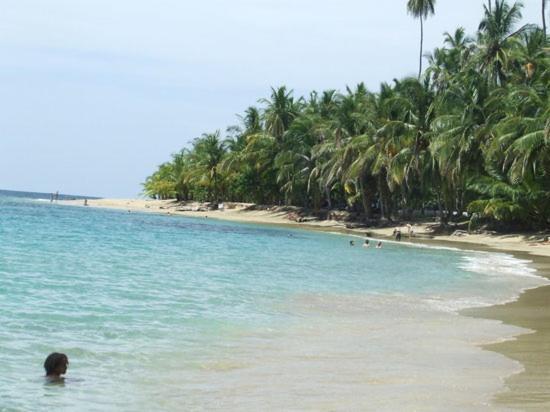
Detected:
[466,255,550,410]
[61,198,550,409]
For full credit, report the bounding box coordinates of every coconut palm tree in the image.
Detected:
[407,0,437,79]
[143,2,549,228]
[477,0,525,85]
[261,87,302,142]
[190,131,227,202]
[142,162,177,199]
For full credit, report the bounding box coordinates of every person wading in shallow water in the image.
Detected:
[44,353,69,381]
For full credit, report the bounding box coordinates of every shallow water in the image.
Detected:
[0,194,547,411]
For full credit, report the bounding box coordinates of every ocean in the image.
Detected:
[0,191,547,411]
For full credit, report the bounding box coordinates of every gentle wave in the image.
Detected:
[424,252,548,313]
[460,252,540,279]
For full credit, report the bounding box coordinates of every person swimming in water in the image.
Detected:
[349,240,355,246]
[44,353,69,381]
[363,239,370,248]
[376,241,383,248]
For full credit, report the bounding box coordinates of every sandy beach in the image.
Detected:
[64,198,550,258]
[62,198,550,408]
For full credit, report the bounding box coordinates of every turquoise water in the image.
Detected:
[0,194,545,410]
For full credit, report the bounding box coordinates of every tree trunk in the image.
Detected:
[311,186,321,212]
[543,0,547,37]
[418,16,424,79]
[359,178,373,219]
[213,172,218,203]
[436,193,445,225]
[325,186,332,210]
[377,172,391,221]
[302,190,309,209]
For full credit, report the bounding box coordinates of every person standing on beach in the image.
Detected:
[395,229,402,241]
[44,353,69,381]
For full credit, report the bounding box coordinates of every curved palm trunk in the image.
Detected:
[418,15,424,79]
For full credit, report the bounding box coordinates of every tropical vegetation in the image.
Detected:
[144,0,549,230]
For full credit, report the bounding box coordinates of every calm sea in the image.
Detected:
[0,191,546,410]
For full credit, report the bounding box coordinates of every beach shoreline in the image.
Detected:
[61,198,550,408]
[61,198,550,258]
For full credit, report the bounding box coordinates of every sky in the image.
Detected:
[0,1,543,198]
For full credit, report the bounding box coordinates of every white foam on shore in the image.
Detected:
[344,229,549,315]
[424,252,549,314]
[460,252,540,279]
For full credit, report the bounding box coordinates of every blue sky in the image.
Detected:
[0,0,543,197]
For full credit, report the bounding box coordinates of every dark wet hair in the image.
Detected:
[44,352,68,375]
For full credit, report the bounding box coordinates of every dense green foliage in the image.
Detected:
[144,1,549,229]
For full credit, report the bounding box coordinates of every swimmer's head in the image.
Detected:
[44,353,69,377]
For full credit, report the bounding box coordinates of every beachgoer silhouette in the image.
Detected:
[349,240,355,246]
[363,239,370,248]
[44,352,69,381]
[376,241,382,248]
[395,230,402,241]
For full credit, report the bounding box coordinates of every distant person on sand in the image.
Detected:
[395,229,402,241]
[44,353,69,381]
[363,239,370,248]
[83,199,88,206]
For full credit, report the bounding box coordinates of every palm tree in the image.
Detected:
[407,0,437,79]
[191,131,226,202]
[171,150,193,201]
[142,162,177,199]
[143,2,549,228]
[261,86,301,142]
[477,0,524,85]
